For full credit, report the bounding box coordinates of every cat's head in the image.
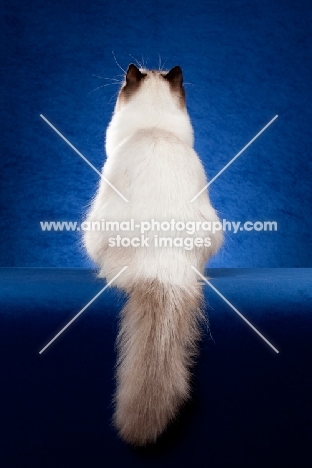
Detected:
[115,64,186,112]
[106,63,193,151]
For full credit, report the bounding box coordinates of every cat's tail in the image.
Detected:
[113,279,205,446]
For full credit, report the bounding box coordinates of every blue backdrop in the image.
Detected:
[1,0,312,267]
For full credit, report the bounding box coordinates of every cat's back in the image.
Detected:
[103,127,207,223]
[112,127,205,205]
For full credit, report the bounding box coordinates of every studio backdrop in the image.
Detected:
[1,0,311,268]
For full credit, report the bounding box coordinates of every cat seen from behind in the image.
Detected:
[84,63,223,446]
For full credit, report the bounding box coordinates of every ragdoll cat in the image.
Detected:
[83,63,223,446]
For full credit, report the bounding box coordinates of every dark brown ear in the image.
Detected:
[126,64,145,84]
[164,66,183,87]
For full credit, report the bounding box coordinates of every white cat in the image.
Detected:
[83,64,223,446]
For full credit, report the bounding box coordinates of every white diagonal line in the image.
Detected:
[39,266,128,354]
[190,115,278,202]
[191,266,279,353]
[40,114,129,203]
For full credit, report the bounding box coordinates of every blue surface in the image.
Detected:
[1,268,312,466]
[1,0,312,268]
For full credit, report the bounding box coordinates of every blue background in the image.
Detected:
[2,2,312,466]
[1,0,312,267]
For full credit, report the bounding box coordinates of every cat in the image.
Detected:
[83,63,223,446]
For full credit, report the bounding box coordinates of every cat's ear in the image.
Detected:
[126,64,145,84]
[164,66,183,87]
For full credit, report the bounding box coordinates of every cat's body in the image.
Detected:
[84,64,223,445]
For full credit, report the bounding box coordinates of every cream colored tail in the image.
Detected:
[113,280,204,446]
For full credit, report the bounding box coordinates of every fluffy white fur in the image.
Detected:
[84,65,223,445]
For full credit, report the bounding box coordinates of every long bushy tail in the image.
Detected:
[113,279,205,446]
